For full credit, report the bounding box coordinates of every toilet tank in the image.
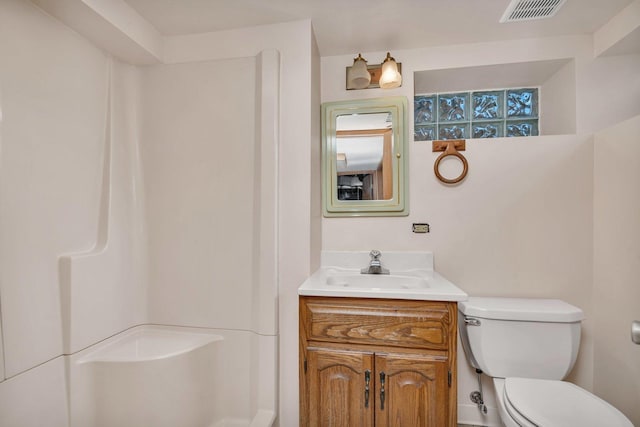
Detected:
[459,297,584,380]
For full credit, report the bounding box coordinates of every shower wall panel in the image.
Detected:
[141,57,258,329]
[0,357,68,427]
[0,0,107,377]
[59,59,148,354]
[0,3,148,425]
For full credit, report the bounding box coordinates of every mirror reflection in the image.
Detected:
[336,113,393,201]
[322,97,408,217]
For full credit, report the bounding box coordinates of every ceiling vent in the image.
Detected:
[500,0,567,23]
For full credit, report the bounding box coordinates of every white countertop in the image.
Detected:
[298,251,468,301]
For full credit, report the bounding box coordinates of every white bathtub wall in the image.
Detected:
[207,330,254,424]
[67,327,262,427]
[0,1,149,425]
[140,55,279,421]
[68,326,224,427]
[159,22,321,426]
[0,357,69,427]
[141,56,258,330]
[251,50,280,337]
[89,353,217,427]
[249,50,280,423]
[593,114,640,426]
[249,331,278,424]
[60,59,148,354]
[0,3,289,422]
[0,0,107,377]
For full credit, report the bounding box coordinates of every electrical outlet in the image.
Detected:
[412,223,430,233]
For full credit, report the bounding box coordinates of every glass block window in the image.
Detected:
[414,88,539,140]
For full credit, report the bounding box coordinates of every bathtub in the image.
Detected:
[67,325,276,427]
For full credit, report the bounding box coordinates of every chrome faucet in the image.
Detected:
[361,250,390,275]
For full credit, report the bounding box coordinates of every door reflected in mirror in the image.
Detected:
[322,97,408,217]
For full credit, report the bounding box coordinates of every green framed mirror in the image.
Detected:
[322,97,408,217]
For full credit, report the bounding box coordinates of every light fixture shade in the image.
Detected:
[347,54,371,89]
[379,52,402,89]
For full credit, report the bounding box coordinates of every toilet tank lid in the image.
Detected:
[459,297,584,322]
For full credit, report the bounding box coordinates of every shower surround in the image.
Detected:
[0,1,279,425]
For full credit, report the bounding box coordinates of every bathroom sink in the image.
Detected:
[325,272,429,290]
[298,251,467,301]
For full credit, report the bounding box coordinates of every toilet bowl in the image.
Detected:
[493,377,632,427]
[459,297,633,427]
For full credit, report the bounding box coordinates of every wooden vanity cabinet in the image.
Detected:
[299,296,457,427]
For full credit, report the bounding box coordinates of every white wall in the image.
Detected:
[594,0,640,57]
[593,114,640,426]
[577,52,640,134]
[321,36,639,426]
[540,59,576,135]
[310,27,323,274]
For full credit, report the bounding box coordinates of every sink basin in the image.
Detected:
[326,273,429,290]
[298,251,468,301]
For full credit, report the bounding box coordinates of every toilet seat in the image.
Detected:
[503,377,633,427]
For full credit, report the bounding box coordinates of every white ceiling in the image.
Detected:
[124,0,633,56]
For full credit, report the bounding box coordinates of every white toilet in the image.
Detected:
[458,297,633,427]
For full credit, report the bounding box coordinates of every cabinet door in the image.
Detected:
[374,353,449,427]
[307,347,374,427]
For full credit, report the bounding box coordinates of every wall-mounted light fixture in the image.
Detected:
[346,52,402,90]
[346,54,371,89]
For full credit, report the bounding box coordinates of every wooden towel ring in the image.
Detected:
[432,139,468,184]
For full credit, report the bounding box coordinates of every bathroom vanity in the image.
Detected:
[298,251,467,427]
